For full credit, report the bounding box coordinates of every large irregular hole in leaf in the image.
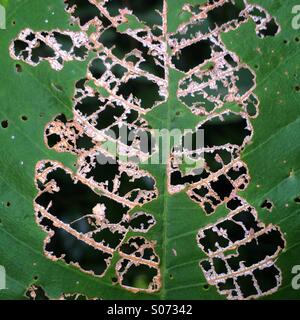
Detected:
[116,237,161,293]
[197,197,285,300]
[34,160,158,280]
[10,29,90,70]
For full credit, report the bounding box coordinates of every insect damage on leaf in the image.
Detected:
[25,284,99,300]
[167,0,280,212]
[10,0,285,299]
[169,0,279,117]
[261,199,274,212]
[197,197,285,300]
[10,29,89,70]
[166,0,285,300]
[77,150,158,206]
[59,293,100,300]
[48,77,157,160]
[9,0,168,294]
[34,160,157,281]
[25,285,49,300]
[168,111,252,215]
[116,237,161,293]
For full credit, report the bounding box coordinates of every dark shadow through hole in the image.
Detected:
[1,120,8,129]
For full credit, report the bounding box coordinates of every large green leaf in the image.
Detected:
[0,0,299,300]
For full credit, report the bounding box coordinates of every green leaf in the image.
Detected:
[0,0,299,300]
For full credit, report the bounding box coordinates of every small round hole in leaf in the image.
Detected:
[1,120,8,128]
[294,196,300,204]
[15,64,22,73]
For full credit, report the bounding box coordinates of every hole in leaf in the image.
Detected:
[65,0,111,27]
[172,39,212,72]
[34,161,157,279]
[203,284,209,291]
[236,274,258,298]
[201,113,251,148]
[25,285,49,300]
[258,18,279,38]
[260,199,273,211]
[15,64,22,73]
[44,226,111,276]
[211,175,234,201]
[121,264,158,290]
[294,196,300,204]
[106,0,163,30]
[117,76,163,110]
[1,120,8,128]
